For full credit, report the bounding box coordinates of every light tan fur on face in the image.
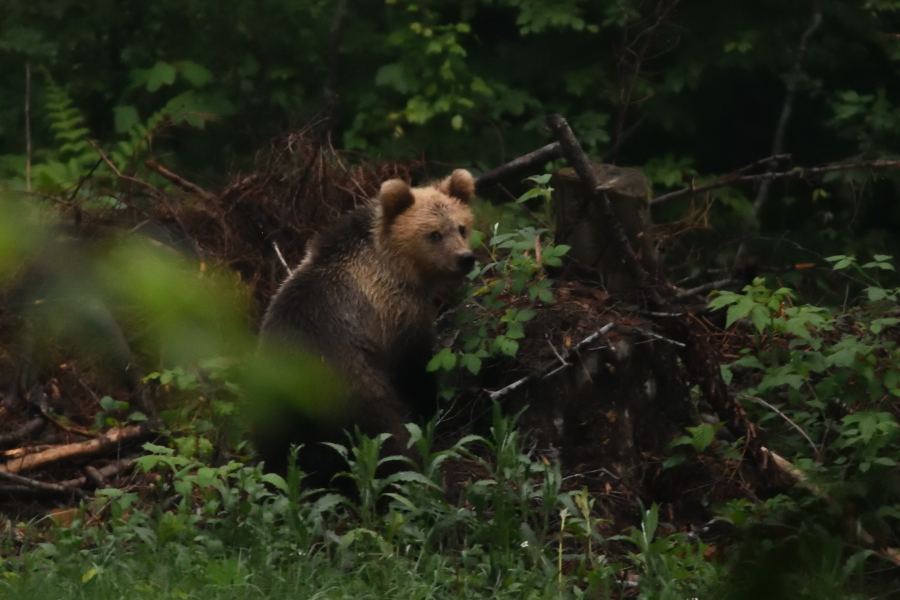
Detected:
[373,172,474,289]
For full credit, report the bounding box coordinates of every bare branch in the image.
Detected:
[651,159,900,206]
[0,417,45,450]
[487,323,615,400]
[145,160,213,199]
[742,395,818,457]
[675,277,741,299]
[752,3,823,217]
[474,142,562,191]
[546,114,664,308]
[0,469,88,499]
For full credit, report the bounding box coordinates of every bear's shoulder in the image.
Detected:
[302,203,375,269]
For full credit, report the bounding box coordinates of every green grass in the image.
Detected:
[0,407,719,600]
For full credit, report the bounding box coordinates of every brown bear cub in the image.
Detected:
[256,169,476,488]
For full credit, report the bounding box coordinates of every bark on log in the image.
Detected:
[553,164,658,294]
[0,425,151,474]
[474,142,563,191]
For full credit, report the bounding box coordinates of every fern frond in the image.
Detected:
[40,68,96,169]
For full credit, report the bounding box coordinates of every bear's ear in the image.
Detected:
[378,179,415,223]
[438,169,475,204]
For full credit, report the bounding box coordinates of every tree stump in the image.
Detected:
[506,164,695,490]
[552,164,658,294]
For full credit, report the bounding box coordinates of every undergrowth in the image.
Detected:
[0,404,717,600]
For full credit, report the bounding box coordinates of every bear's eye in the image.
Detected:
[458,225,466,237]
[429,231,443,242]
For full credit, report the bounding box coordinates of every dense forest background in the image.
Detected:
[3,0,900,264]
[2,1,900,599]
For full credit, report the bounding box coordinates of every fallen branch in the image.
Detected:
[0,469,88,499]
[764,446,900,567]
[675,277,741,300]
[60,457,136,489]
[145,160,214,199]
[488,323,615,400]
[546,114,664,309]
[651,158,900,206]
[474,142,562,191]
[0,417,45,450]
[0,425,151,475]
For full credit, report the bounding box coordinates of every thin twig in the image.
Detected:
[87,139,161,197]
[145,160,213,199]
[88,139,203,260]
[752,3,823,217]
[324,0,351,106]
[741,395,818,457]
[632,327,686,348]
[487,323,615,400]
[60,457,136,488]
[25,63,32,192]
[675,277,741,299]
[546,339,567,366]
[272,242,294,276]
[0,469,88,499]
[734,2,823,264]
[651,158,900,206]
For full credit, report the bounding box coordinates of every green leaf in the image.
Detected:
[506,322,525,339]
[99,396,128,412]
[427,348,456,372]
[833,259,853,270]
[260,472,289,492]
[145,61,177,92]
[113,105,140,133]
[686,423,718,451]
[871,318,900,334]
[749,305,770,333]
[516,187,544,203]
[527,174,552,185]
[178,60,213,87]
[517,308,537,322]
[500,338,519,357]
[459,353,482,375]
[866,287,888,302]
[375,63,409,93]
[725,296,755,328]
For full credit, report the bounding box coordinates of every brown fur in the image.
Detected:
[256,169,475,487]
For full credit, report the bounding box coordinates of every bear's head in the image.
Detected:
[376,169,476,288]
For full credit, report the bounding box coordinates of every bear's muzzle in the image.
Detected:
[457,252,476,273]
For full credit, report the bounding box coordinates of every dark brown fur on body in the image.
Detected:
[257,170,475,487]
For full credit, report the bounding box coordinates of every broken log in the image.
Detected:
[0,425,151,475]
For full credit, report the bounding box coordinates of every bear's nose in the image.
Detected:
[458,252,476,273]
